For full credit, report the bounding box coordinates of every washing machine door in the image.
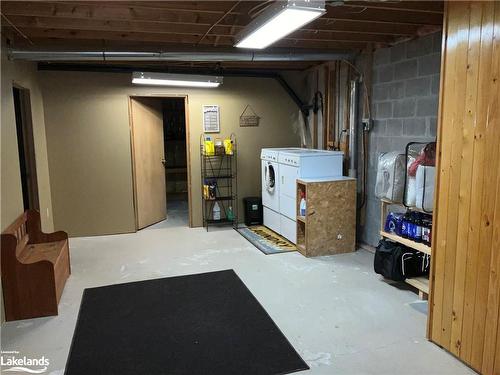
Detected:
[264,162,276,194]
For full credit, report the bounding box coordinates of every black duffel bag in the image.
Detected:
[374,239,406,281]
[374,239,430,281]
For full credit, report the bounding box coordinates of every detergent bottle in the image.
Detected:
[299,190,306,217]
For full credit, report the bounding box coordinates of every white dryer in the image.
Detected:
[278,149,344,243]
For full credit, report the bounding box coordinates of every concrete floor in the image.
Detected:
[1,216,475,374]
[148,199,190,229]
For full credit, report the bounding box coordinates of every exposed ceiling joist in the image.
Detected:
[3,15,397,44]
[2,26,372,50]
[38,1,444,15]
[1,11,427,37]
[1,1,444,71]
[1,1,443,25]
[335,1,443,14]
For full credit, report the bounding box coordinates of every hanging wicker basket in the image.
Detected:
[239,105,260,127]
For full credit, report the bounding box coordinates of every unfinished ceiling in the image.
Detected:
[1,1,443,71]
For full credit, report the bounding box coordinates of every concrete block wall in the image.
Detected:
[360,32,442,246]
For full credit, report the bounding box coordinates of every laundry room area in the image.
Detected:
[1,2,498,375]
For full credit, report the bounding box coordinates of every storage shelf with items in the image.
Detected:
[374,142,436,300]
[380,199,432,255]
[379,231,431,256]
[295,177,356,257]
[200,134,237,231]
[379,199,432,299]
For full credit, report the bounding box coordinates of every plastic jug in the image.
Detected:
[213,202,221,221]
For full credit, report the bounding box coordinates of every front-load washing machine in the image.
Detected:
[261,150,279,212]
[260,148,300,234]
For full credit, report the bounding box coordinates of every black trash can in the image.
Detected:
[243,197,263,226]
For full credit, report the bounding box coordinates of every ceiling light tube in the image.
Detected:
[132,72,223,88]
[235,0,326,50]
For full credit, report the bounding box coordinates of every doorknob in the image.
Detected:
[161,158,166,167]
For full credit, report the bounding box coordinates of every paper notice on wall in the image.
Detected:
[203,105,220,133]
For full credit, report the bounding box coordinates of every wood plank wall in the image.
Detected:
[429,1,500,374]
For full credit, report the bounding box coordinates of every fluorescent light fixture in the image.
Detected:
[235,0,326,49]
[132,72,223,88]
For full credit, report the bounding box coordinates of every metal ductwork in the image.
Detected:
[8,49,353,62]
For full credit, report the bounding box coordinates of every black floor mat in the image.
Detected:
[65,270,309,375]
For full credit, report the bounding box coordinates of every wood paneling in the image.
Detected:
[429,2,500,374]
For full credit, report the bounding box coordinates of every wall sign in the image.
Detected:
[203,105,220,133]
[239,104,260,127]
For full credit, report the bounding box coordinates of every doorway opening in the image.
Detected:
[13,85,39,211]
[162,98,189,227]
[129,96,191,230]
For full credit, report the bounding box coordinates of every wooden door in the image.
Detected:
[130,98,166,229]
[429,2,500,374]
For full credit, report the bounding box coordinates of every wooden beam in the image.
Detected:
[1,1,236,25]
[1,26,232,46]
[2,26,369,50]
[289,29,394,44]
[197,1,241,44]
[324,6,443,26]
[61,1,444,16]
[343,1,444,14]
[1,1,443,30]
[4,15,396,45]
[309,18,421,36]
[59,1,249,15]
[4,15,214,35]
[1,13,422,38]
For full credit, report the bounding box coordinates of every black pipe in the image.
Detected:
[37,62,310,117]
[274,75,310,117]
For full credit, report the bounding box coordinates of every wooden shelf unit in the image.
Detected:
[380,199,432,299]
[380,198,433,216]
[405,276,430,300]
[296,177,356,257]
[380,231,431,255]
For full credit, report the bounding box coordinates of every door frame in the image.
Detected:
[13,83,40,211]
[128,94,193,229]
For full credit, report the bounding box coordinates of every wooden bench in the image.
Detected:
[1,210,71,321]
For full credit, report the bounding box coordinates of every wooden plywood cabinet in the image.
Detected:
[296,177,356,257]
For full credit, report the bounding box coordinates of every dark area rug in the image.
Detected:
[65,269,309,375]
[237,225,297,255]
